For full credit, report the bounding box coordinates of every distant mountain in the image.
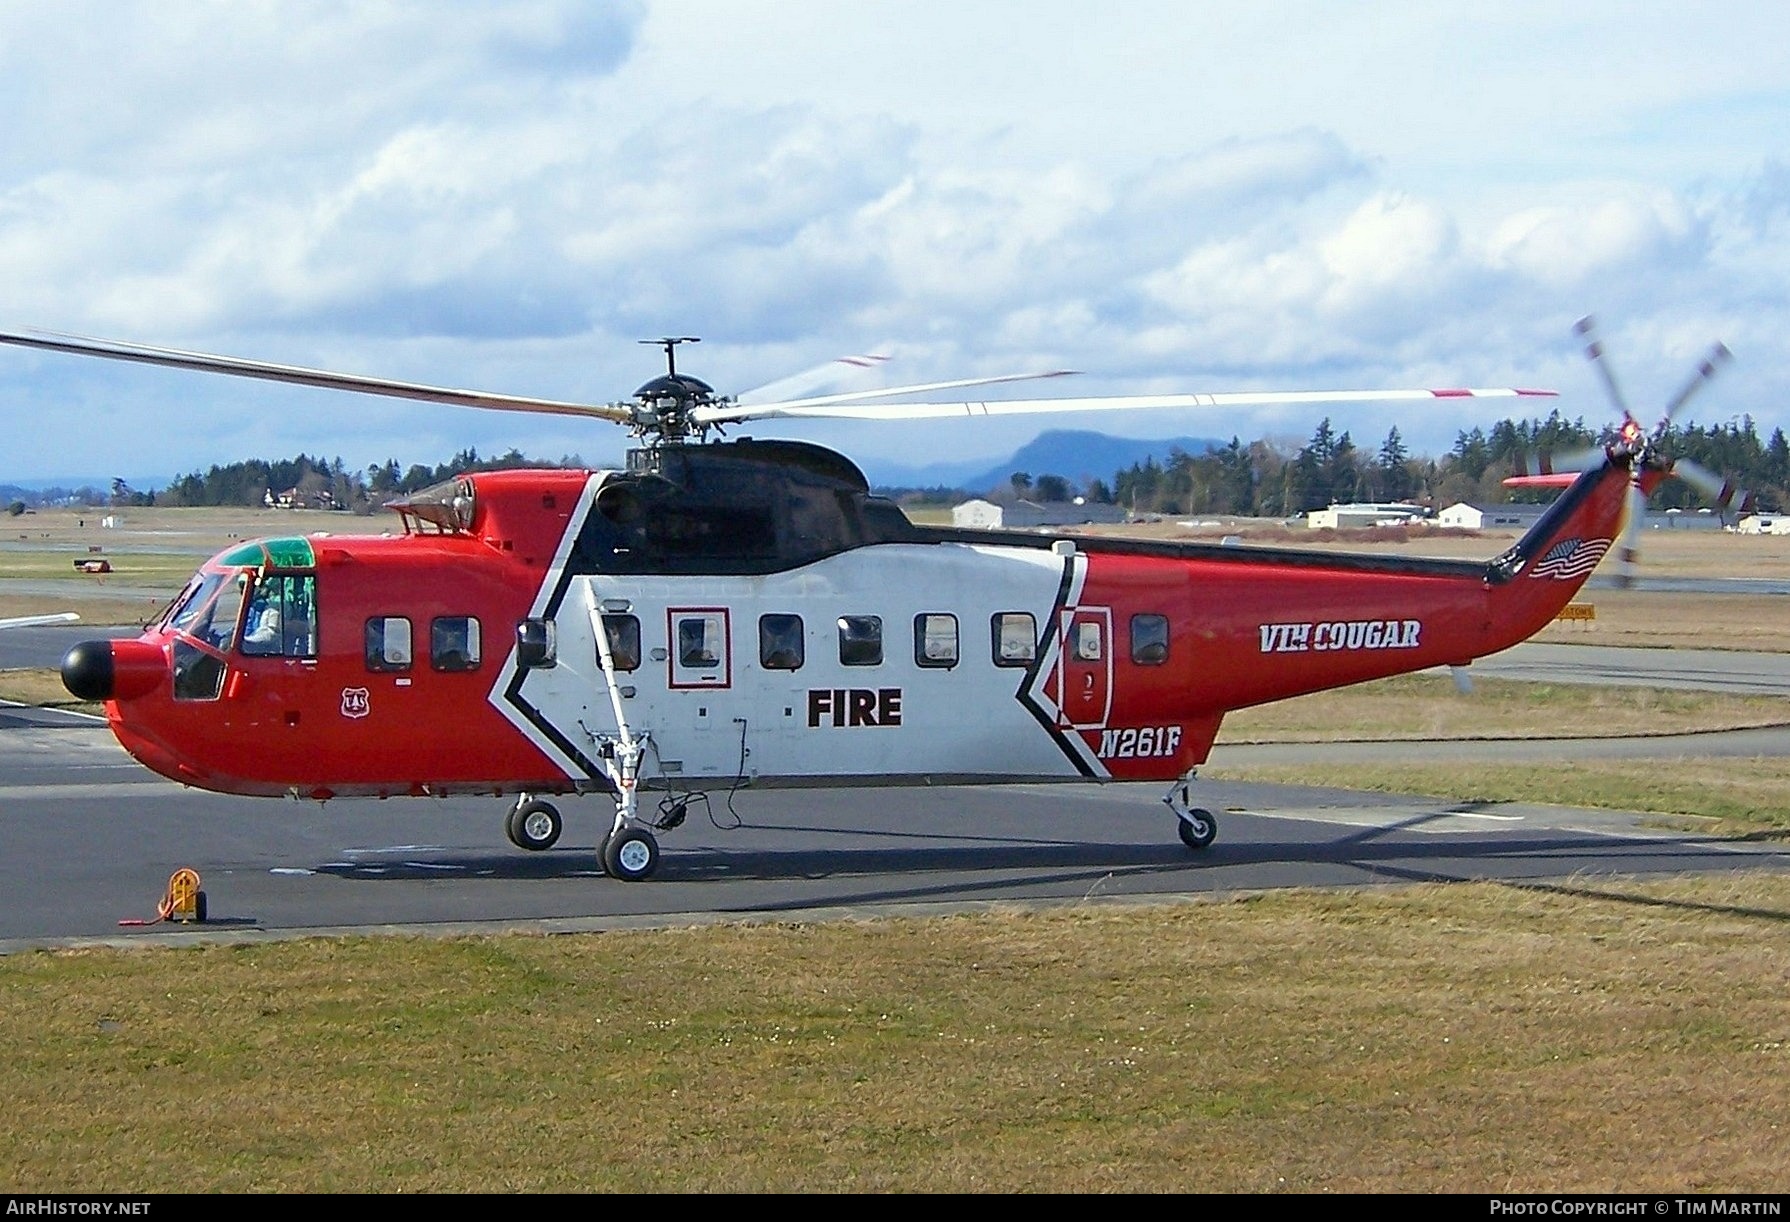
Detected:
[864,429,1224,495]
[1,476,172,504]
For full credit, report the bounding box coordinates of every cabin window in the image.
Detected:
[1072,620,1103,662]
[365,617,413,671]
[241,574,317,659]
[914,613,958,668]
[992,612,1036,667]
[759,614,804,671]
[601,614,641,672]
[431,616,482,672]
[1130,614,1170,665]
[516,618,556,670]
[838,615,883,667]
[678,614,724,669]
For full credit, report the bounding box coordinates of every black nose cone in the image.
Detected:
[61,640,115,701]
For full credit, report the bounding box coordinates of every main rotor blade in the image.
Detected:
[1656,341,1733,435]
[719,368,1081,418]
[1574,314,1639,427]
[698,385,1556,425]
[734,352,893,408]
[0,330,635,423]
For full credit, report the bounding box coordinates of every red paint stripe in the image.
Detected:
[1430,388,1473,397]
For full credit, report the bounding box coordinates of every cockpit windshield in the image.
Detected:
[166,570,248,651]
[158,574,207,632]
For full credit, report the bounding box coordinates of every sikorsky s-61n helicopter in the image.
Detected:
[0,326,1691,880]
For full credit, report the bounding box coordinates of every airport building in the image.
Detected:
[951,498,1129,529]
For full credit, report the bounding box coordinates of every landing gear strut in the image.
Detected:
[1163,775,1218,851]
[584,586,666,881]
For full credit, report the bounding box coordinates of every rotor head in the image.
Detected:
[630,338,725,443]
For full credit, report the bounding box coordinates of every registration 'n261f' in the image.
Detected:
[1098,725,1184,759]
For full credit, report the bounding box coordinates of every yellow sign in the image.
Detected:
[1556,603,1596,622]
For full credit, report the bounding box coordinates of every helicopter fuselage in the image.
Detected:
[64,437,1639,804]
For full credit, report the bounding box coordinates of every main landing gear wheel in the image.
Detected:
[506,799,562,851]
[1177,808,1217,851]
[603,827,660,881]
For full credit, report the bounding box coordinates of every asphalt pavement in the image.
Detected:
[2,704,1784,951]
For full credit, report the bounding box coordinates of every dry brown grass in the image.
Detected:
[1220,673,1790,743]
[3,879,1788,1192]
[0,669,101,713]
[1527,591,1790,650]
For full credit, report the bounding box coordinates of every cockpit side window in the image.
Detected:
[241,574,318,659]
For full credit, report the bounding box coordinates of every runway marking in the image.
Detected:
[1246,808,1525,833]
[0,782,236,800]
[340,845,453,856]
[0,699,107,723]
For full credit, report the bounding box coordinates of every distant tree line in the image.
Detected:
[152,448,585,513]
[1086,413,1788,519]
[11,415,1787,517]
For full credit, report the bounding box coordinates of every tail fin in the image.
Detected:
[1479,449,1636,649]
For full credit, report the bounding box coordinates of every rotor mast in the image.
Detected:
[631,336,720,444]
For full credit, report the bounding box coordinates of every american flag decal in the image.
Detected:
[1528,537,1611,580]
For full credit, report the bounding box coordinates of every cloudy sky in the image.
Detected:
[1,0,1785,486]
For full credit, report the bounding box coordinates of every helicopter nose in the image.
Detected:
[62,638,165,702]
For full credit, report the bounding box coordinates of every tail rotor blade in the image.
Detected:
[1575,315,1637,426]
[1542,445,1605,475]
[1613,478,1647,588]
[1507,451,1555,478]
[1672,457,1756,517]
[1656,342,1733,436]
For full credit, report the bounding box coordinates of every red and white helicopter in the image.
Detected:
[0,326,1696,879]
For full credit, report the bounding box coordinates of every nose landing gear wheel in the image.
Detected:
[603,827,660,880]
[506,799,563,851]
[1177,808,1217,850]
